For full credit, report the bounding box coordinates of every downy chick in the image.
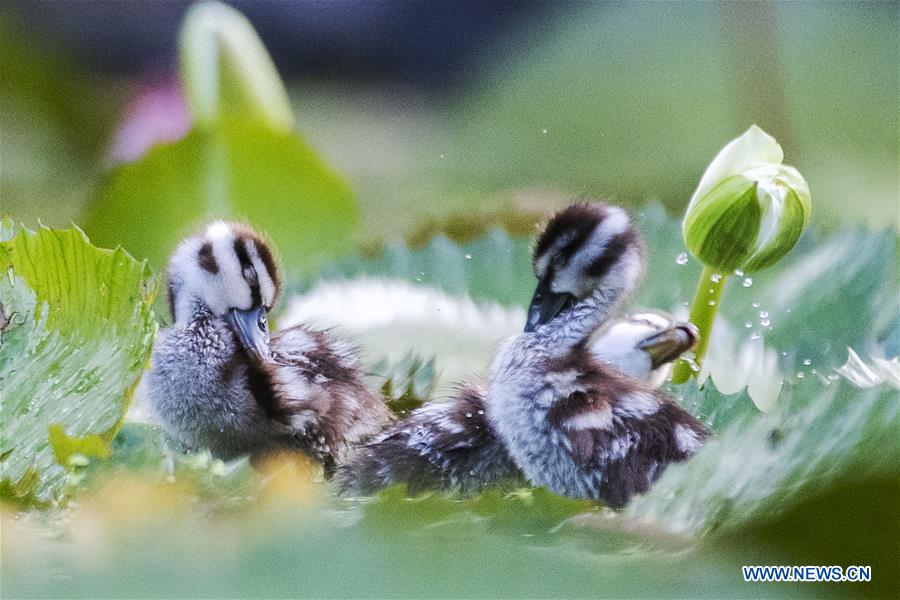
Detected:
[145,222,390,475]
[487,202,710,506]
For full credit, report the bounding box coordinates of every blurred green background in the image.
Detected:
[2,1,897,249]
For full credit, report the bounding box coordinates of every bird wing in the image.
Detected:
[549,379,709,507]
[337,384,518,495]
[399,386,493,456]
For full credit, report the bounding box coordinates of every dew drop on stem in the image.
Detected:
[675,252,689,265]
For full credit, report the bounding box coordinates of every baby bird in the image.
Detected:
[488,202,710,506]
[145,222,390,475]
[336,311,698,496]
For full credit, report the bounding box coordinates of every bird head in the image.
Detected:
[167,221,281,358]
[591,311,699,386]
[526,202,644,332]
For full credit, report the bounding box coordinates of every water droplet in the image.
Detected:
[752,302,760,308]
[734,269,744,276]
[742,278,753,287]
[439,153,445,159]
[750,331,761,340]
[675,252,689,265]
[710,273,722,283]
[745,321,753,328]
[464,253,472,260]
[477,409,485,415]
[760,318,771,327]
[708,300,716,306]
[797,371,805,379]
[759,311,769,318]
[465,412,472,418]
[781,351,788,356]
[803,358,812,366]
[541,128,548,135]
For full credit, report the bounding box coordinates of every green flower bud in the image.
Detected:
[682,125,811,273]
[179,1,294,131]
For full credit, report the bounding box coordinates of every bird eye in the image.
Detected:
[258,312,267,332]
[533,291,543,305]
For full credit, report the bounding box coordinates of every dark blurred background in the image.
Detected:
[2,0,897,241]
[5,0,552,86]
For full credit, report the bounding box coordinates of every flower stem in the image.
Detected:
[672,265,727,383]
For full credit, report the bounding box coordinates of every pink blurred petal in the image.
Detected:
[108,77,191,165]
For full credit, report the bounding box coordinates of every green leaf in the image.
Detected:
[630,379,899,537]
[0,223,157,506]
[48,424,111,466]
[723,227,897,371]
[303,229,534,307]
[374,352,438,415]
[81,2,355,280]
[83,120,358,275]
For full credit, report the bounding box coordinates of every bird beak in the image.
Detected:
[637,322,699,368]
[524,280,575,332]
[226,307,270,359]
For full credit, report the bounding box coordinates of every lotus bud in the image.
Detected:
[179,1,294,131]
[682,125,811,273]
[672,125,811,384]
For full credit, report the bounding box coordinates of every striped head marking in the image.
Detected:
[525,202,644,332]
[167,222,281,355]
